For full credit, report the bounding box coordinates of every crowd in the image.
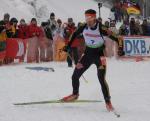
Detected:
[0,12,84,66]
[110,0,141,22]
[104,18,150,36]
[0,10,150,66]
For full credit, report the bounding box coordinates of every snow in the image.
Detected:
[0,0,110,24]
[0,59,150,121]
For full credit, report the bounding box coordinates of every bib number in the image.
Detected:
[91,40,95,44]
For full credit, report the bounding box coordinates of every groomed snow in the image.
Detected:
[0,59,150,121]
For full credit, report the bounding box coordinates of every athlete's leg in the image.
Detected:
[95,56,111,103]
[72,54,92,95]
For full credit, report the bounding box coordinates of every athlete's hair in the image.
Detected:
[85,9,96,15]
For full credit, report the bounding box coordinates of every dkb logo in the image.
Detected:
[124,39,149,55]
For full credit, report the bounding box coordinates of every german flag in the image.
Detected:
[123,1,141,15]
[127,5,141,15]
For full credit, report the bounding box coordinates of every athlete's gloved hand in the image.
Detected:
[118,47,125,56]
[62,45,71,52]
[117,36,125,56]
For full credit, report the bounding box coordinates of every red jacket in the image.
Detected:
[18,24,29,39]
[28,23,41,38]
[39,27,45,38]
[64,24,79,47]
[37,27,47,42]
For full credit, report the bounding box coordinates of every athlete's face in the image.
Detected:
[85,15,96,27]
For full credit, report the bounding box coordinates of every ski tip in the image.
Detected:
[13,103,26,106]
[113,110,121,118]
[116,114,120,118]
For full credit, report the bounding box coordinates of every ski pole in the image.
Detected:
[59,49,88,83]
[65,50,89,84]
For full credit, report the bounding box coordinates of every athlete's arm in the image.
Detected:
[68,23,86,47]
[99,22,123,48]
[99,22,124,56]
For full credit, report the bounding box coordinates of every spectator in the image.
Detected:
[9,17,18,38]
[109,20,119,35]
[105,20,118,58]
[41,22,53,40]
[2,13,12,38]
[17,19,29,62]
[141,19,149,36]
[130,18,139,35]
[1,13,17,64]
[48,12,57,37]
[0,15,8,65]
[53,19,66,62]
[18,19,29,39]
[40,22,53,62]
[1,13,18,39]
[3,13,10,23]
[64,18,79,67]
[27,18,41,63]
[54,19,64,37]
[119,20,129,35]
[104,21,110,28]
[135,20,143,35]
[28,18,41,38]
[147,21,150,36]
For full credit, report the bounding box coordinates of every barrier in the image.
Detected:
[53,34,67,61]
[104,36,150,61]
[27,37,39,63]
[123,36,150,57]
[104,37,115,57]
[0,51,6,59]
[6,38,26,62]
[119,36,150,61]
[0,41,6,62]
[39,37,53,62]
[1,36,150,65]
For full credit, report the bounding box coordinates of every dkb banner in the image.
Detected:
[123,36,150,57]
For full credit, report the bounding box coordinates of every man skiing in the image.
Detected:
[61,9,124,111]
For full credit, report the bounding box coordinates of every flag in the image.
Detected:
[123,1,141,15]
[127,5,141,15]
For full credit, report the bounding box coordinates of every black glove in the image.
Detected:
[118,47,125,56]
[62,45,71,52]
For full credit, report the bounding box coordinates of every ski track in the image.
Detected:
[0,59,150,121]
